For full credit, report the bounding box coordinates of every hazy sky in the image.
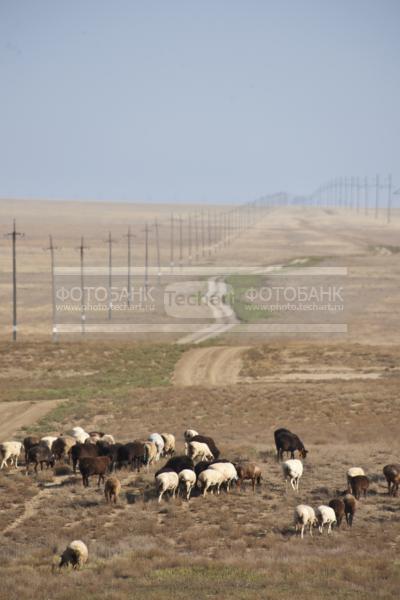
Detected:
[1,1,399,204]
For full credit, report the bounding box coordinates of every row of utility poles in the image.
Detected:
[4,196,282,341]
[310,175,394,223]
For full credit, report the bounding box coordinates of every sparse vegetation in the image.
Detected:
[1,341,400,599]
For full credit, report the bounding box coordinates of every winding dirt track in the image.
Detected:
[0,400,61,440]
[173,346,248,387]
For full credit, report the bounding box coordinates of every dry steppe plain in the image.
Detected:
[0,200,399,599]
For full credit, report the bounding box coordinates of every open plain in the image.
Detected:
[0,201,399,599]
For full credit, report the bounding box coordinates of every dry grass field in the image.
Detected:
[0,201,400,599]
[0,340,399,599]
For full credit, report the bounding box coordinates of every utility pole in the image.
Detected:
[387,173,392,224]
[44,235,59,342]
[356,177,360,213]
[194,212,199,261]
[375,174,380,219]
[144,222,149,292]
[188,214,192,265]
[179,215,183,269]
[213,210,218,252]
[105,232,117,320]
[125,226,134,308]
[154,218,161,285]
[170,213,175,272]
[364,176,368,216]
[5,220,24,341]
[201,210,205,257]
[207,210,212,256]
[76,236,88,335]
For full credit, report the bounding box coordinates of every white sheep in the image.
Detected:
[346,467,365,486]
[184,429,199,442]
[161,433,175,456]
[144,441,158,469]
[155,471,179,503]
[59,540,88,569]
[40,436,58,450]
[282,459,303,491]
[179,469,197,500]
[71,427,90,444]
[294,504,316,539]
[187,441,214,463]
[148,433,165,461]
[316,505,337,534]
[209,462,238,491]
[198,468,224,496]
[0,441,23,469]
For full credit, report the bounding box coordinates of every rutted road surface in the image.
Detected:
[173,346,248,387]
[0,400,61,440]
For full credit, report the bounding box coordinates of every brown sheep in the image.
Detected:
[383,464,400,496]
[104,476,121,504]
[236,463,262,491]
[349,475,369,500]
[79,456,111,487]
[328,498,345,527]
[343,494,357,526]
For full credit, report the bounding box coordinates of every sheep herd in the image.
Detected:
[1,423,400,568]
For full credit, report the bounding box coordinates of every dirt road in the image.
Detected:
[0,399,61,440]
[173,345,248,386]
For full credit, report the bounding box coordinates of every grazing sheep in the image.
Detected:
[143,441,158,469]
[349,475,369,500]
[179,469,197,500]
[236,463,262,491]
[23,436,40,462]
[71,427,90,444]
[98,442,122,472]
[316,505,337,534]
[294,504,316,539]
[51,436,75,462]
[26,445,55,474]
[59,540,88,569]
[191,435,220,460]
[209,462,238,492]
[184,429,199,442]
[156,455,194,476]
[117,441,146,472]
[148,433,165,461]
[343,494,357,526]
[161,433,175,457]
[282,459,303,492]
[0,441,23,469]
[156,471,179,503]
[79,456,111,487]
[198,468,224,496]
[186,441,214,463]
[346,467,365,487]
[328,498,345,527]
[71,442,100,473]
[40,436,58,450]
[104,476,121,504]
[274,428,308,460]
[383,464,400,497]
[194,460,214,478]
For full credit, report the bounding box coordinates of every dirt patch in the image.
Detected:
[173,346,248,386]
[0,400,61,440]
